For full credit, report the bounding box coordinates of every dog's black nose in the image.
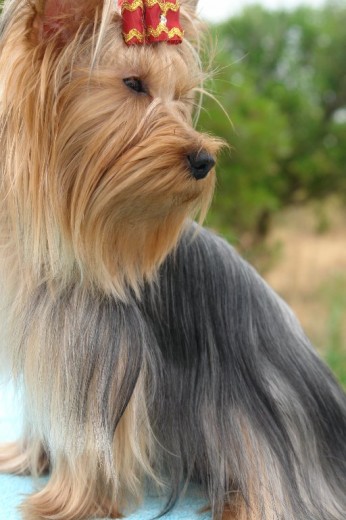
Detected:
[187,151,215,180]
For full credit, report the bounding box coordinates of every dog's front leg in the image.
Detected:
[7,288,154,520]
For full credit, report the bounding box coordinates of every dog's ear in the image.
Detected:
[179,0,204,47]
[181,0,199,10]
[31,0,103,45]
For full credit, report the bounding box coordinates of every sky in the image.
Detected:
[198,0,326,22]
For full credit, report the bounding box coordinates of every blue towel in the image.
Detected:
[0,382,210,519]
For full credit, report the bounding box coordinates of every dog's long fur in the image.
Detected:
[0,1,346,519]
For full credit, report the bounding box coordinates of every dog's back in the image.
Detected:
[141,223,346,519]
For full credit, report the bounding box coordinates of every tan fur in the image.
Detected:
[0,0,222,518]
[221,498,282,520]
[0,440,49,476]
[21,458,123,520]
[0,0,219,300]
[221,493,282,520]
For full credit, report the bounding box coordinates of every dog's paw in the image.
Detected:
[21,484,123,520]
[0,440,49,476]
[0,441,31,475]
[200,502,244,520]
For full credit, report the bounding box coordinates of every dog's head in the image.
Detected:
[0,0,221,298]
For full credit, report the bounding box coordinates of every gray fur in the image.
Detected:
[4,222,346,519]
[140,223,346,519]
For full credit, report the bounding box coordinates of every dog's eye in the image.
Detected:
[123,77,147,94]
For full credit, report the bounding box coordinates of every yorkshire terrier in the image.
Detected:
[0,1,345,519]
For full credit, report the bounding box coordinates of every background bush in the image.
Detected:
[199,2,346,250]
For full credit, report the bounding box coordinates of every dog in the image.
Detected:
[0,1,345,519]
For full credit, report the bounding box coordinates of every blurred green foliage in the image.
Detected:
[199,2,346,248]
[320,275,346,388]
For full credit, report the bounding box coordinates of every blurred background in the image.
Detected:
[197,0,346,387]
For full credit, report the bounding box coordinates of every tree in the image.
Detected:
[199,3,346,248]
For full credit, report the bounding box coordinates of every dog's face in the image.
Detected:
[0,0,221,297]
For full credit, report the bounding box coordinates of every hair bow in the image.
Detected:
[118,0,183,45]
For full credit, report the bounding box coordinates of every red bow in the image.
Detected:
[118,0,183,45]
